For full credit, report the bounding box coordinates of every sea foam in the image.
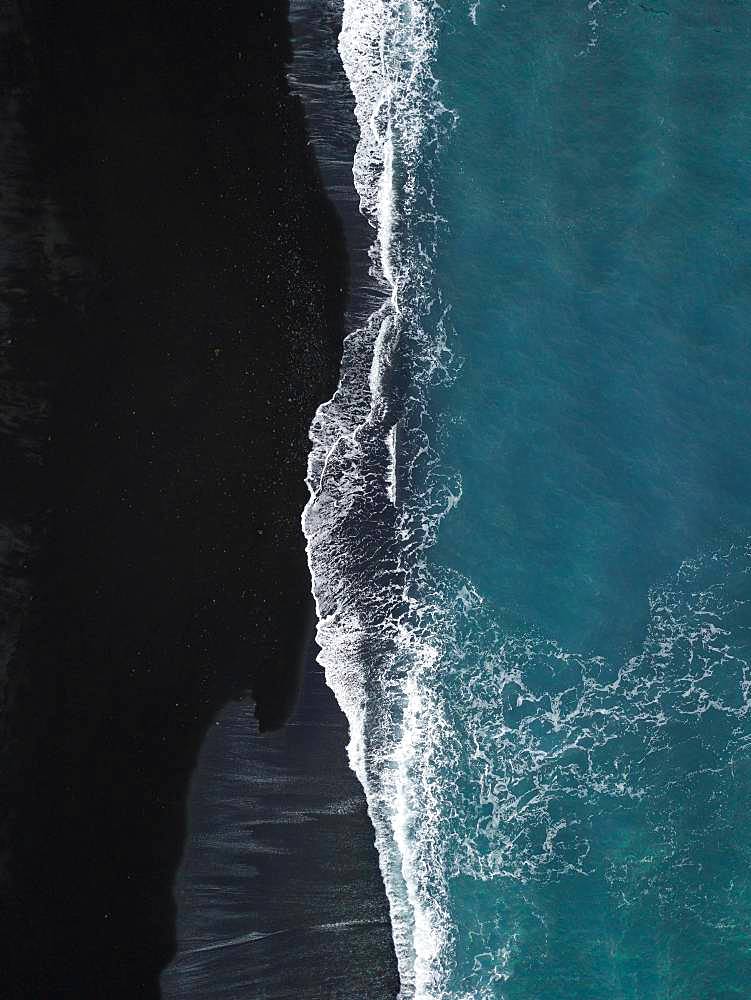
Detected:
[301,0,457,995]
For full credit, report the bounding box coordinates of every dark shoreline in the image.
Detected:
[162,636,399,1000]
[288,0,382,329]
[163,5,400,996]
[0,1,381,995]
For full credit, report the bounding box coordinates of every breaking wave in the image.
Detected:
[301,0,458,994]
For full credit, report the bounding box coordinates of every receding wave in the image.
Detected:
[301,0,458,994]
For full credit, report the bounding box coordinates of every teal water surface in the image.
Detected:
[416,2,751,996]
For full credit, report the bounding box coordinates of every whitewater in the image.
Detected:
[301,2,457,994]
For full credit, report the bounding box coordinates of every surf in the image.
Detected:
[300,0,456,994]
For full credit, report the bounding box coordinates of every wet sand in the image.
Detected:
[163,632,398,1000]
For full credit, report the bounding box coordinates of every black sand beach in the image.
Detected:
[162,637,398,1000]
[0,0,395,995]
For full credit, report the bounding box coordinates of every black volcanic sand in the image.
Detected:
[162,639,399,1000]
[0,0,395,996]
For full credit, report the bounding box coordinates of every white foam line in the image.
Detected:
[301,1,450,996]
[386,422,397,504]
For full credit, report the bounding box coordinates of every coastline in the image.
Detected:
[163,630,399,1000]
[164,4,401,995]
[297,0,456,992]
[0,0,380,995]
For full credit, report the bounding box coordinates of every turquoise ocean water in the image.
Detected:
[304,2,751,997]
